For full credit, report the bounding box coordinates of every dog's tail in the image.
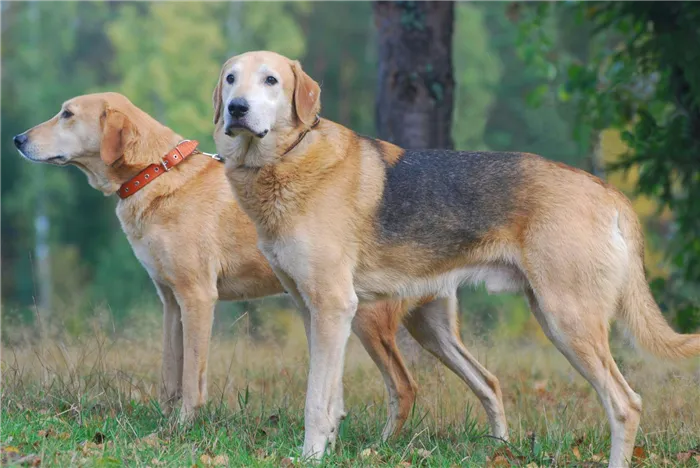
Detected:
[617,202,700,359]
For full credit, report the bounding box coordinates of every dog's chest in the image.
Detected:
[128,234,164,282]
[257,234,309,278]
[229,168,291,235]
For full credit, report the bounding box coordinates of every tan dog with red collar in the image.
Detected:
[214,51,700,465]
[13,92,508,442]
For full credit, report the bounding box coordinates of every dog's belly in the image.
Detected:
[128,232,283,302]
[355,263,525,301]
[216,272,284,301]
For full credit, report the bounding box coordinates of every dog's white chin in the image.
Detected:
[225,124,269,139]
[18,151,68,165]
[16,149,37,162]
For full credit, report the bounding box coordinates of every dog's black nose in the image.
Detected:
[13,133,28,149]
[228,98,249,118]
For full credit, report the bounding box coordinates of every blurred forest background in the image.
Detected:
[2,2,699,343]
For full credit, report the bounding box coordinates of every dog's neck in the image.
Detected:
[224,120,343,236]
[110,117,185,196]
[222,119,320,168]
[68,156,124,194]
[73,120,183,197]
[225,133,276,168]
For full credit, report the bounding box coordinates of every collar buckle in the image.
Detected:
[117,139,200,199]
[162,141,188,171]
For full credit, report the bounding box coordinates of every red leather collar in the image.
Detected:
[117,140,199,199]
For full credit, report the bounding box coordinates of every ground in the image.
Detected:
[2,316,700,467]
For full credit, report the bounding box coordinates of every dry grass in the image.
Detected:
[2,313,700,466]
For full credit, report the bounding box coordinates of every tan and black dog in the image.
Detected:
[213,51,700,466]
[13,92,507,441]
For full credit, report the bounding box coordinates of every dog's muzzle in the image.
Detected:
[224,98,269,138]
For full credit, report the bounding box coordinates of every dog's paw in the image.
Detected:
[286,455,323,466]
[159,399,178,418]
[177,406,197,426]
[158,389,182,416]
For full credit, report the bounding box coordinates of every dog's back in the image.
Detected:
[377,150,527,257]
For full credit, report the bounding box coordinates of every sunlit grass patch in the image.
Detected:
[2,319,699,466]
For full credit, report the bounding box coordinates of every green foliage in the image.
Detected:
[106,3,309,150]
[239,3,309,57]
[451,3,502,151]
[106,3,226,147]
[479,3,590,167]
[515,2,700,330]
[0,2,614,336]
[2,2,116,310]
[1,2,315,326]
[459,287,530,340]
[90,235,156,320]
[300,2,377,134]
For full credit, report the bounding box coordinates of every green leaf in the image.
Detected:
[526,84,549,107]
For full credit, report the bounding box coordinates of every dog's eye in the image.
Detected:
[265,76,278,86]
[61,110,73,119]
[226,74,235,85]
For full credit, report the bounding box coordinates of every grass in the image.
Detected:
[2,315,700,467]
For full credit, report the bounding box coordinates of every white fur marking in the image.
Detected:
[611,210,627,253]
[356,264,525,300]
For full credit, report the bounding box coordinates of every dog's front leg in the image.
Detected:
[269,265,348,455]
[173,284,217,423]
[154,282,184,415]
[299,274,358,460]
[271,266,313,353]
[260,237,356,459]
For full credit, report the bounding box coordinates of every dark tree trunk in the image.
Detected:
[373,1,456,364]
[374,1,455,149]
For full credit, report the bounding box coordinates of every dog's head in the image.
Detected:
[212,51,320,166]
[13,92,151,194]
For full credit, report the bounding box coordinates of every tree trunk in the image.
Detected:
[373,1,456,364]
[374,1,455,149]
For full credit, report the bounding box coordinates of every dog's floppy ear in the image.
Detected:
[212,69,223,125]
[292,60,320,127]
[100,107,133,166]
[213,57,236,125]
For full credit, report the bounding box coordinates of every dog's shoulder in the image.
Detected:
[353,132,404,166]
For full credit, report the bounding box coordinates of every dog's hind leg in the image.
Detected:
[353,300,417,441]
[525,288,642,468]
[155,282,184,415]
[403,294,508,439]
